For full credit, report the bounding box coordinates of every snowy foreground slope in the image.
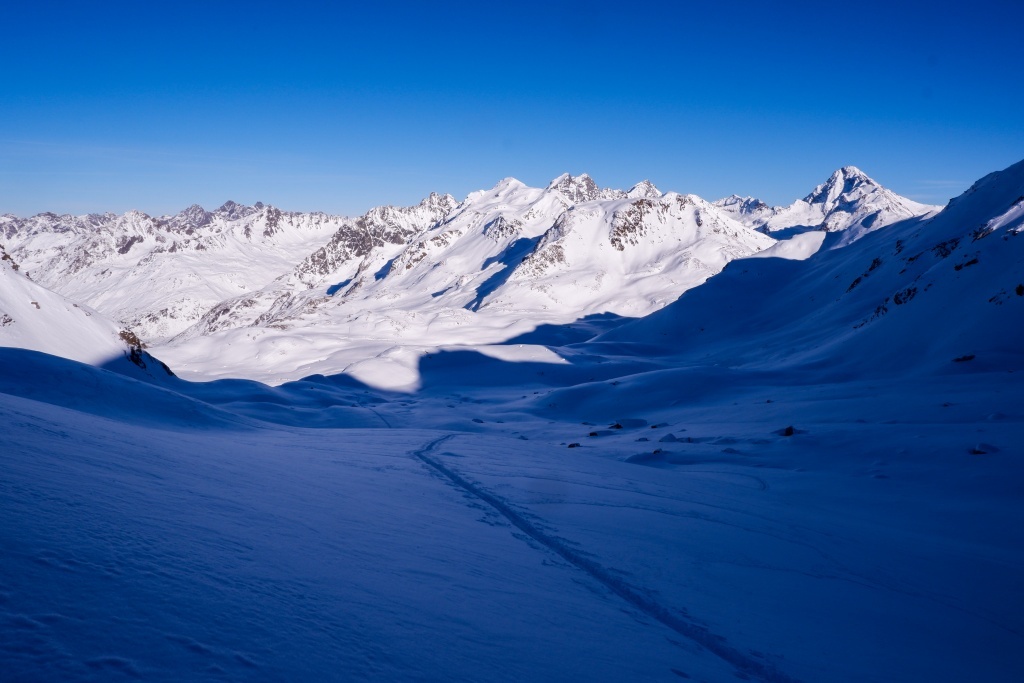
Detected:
[0,245,175,384]
[2,161,1023,682]
[3,348,1022,682]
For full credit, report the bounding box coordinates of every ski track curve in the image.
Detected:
[410,435,801,683]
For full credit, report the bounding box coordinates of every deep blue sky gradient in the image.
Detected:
[2,1,1022,216]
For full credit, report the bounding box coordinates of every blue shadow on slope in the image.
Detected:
[374,258,396,281]
[762,225,821,240]
[326,278,352,296]
[499,312,632,346]
[464,236,540,311]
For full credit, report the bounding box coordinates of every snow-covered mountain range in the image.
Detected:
[2,161,1022,682]
[1,167,940,386]
[0,201,347,340]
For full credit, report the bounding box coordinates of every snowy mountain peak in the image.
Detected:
[714,194,771,213]
[547,173,601,203]
[0,165,952,362]
[171,204,212,230]
[214,200,257,221]
[626,180,662,199]
[804,166,879,207]
[493,177,526,191]
[838,164,867,178]
[461,178,531,207]
[713,167,938,243]
[420,191,459,212]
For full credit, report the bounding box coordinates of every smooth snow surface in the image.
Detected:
[2,160,1023,682]
[747,230,827,260]
[0,248,128,365]
[2,345,1022,682]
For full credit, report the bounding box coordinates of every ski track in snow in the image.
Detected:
[411,434,799,683]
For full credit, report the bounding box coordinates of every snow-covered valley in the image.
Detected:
[1,161,1022,682]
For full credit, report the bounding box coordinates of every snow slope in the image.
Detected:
[2,340,1021,682]
[0,349,753,682]
[0,245,129,365]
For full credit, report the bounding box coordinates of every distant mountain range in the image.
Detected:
[7,163,1002,387]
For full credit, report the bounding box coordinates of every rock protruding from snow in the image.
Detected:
[294,193,458,287]
[214,200,259,222]
[547,173,602,204]
[167,204,213,231]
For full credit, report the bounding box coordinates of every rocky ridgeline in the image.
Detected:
[0,169,937,347]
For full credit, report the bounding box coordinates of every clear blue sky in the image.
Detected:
[2,1,1022,217]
